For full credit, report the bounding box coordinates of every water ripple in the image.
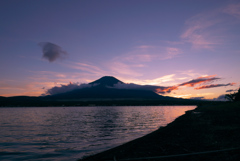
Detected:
[0,106,195,160]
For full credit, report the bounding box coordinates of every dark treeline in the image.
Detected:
[225,88,240,102]
[0,96,223,107]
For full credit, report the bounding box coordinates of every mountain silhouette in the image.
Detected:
[0,76,208,106]
[47,76,163,99]
[89,76,123,87]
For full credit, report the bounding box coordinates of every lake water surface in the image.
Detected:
[0,106,196,161]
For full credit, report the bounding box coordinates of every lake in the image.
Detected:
[0,106,196,161]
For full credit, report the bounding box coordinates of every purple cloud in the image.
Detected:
[39,42,68,62]
[179,75,220,87]
[195,83,235,90]
[226,89,238,92]
[213,94,227,101]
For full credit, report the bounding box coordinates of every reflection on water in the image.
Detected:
[0,106,195,160]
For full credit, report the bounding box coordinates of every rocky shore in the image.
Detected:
[79,102,240,161]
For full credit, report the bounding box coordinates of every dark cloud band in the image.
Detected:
[195,83,235,90]
[179,75,220,87]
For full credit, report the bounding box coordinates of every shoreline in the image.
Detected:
[79,102,240,161]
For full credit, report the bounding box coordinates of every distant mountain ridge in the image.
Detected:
[89,76,124,87]
[1,76,210,107]
[46,76,163,99]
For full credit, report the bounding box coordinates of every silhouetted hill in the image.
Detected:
[46,76,166,99]
[89,76,123,87]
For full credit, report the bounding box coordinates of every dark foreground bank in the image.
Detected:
[79,102,240,161]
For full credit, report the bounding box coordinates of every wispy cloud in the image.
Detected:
[104,45,182,78]
[141,74,176,85]
[164,40,184,45]
[0,79,55,97]
[172,94,192,99]
[181,2,240,49]
[224,3,240,19]
[29,71,75,84]
[226,89,238,93]
[155,75,223,94]
[179,70,203,78]
[109,61,143,77]
[123,54,155,62]
[66,61,107,76]
[179,75,220,87]
[154,75,235,94]
[121,46,181,63]
[164,47,181,60]
[181,12,222,49]
[195,83,236,90]
[0,70,104,97]
[136,45,155,49]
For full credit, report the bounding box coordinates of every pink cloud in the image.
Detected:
[194,83,236,90]
[122,46,181,63]
[66,62,107,76]
[124,54,155,62]
[224,3,240,19]
[181,23,221,49]
[136,45,155,49]
[181,2,240,49]
[179,75,220,87]
[109,61,143,77]
[181,9,225,49]
[164,47,181,60]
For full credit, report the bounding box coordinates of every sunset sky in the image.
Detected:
[0,0,240,100]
